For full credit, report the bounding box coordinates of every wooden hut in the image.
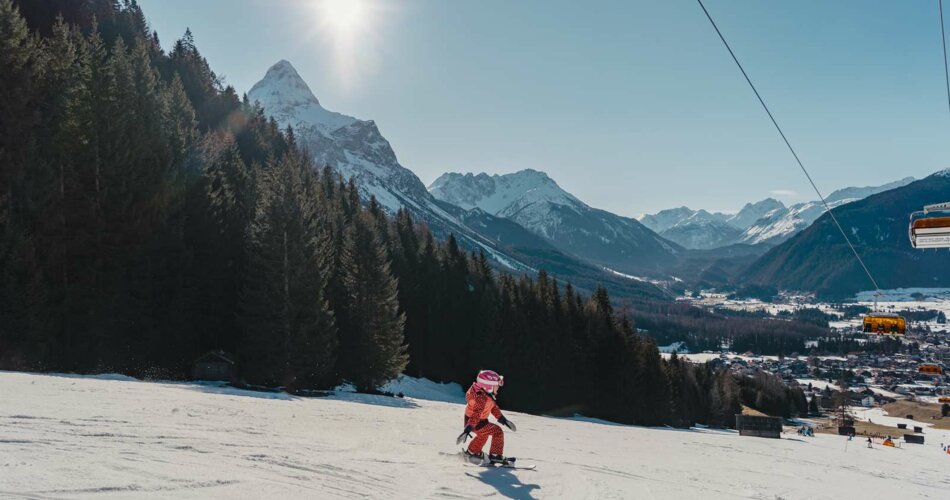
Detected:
[904,434,925,445]
[192,350,237,383]
[735,415,782,438]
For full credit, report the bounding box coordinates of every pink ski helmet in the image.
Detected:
[475,370,504,392]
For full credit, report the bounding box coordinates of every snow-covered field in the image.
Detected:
[690,288,950,334]
[2,372,950,499]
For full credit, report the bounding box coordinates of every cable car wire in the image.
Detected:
[694,0,882,294]
[940,0,950,117]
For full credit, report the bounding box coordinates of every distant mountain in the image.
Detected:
[737,178,915,246]
[429,170,680,275]
[727,199,786,231]
[744,171,950,298]
[639,199,781,250]
[248,60,436,213]
[640,178,915,249]
[638,207,698,234]
[654,210,743,250]
[247,61,668,298]
[639,199,783,235]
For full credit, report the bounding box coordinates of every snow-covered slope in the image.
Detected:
[430,170,679,273]
[3,371,948,499]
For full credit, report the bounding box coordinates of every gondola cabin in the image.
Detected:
[919,364,944,375]
[862,314,906,335]
[909,202,950,249]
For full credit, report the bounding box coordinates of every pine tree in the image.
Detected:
[239,153,336,389]
[0,0,43,203]
[32,17,96,369]
[0,0,47,367]
[188,132,252,354]
[338,210,407,392]
[0,215,46,369]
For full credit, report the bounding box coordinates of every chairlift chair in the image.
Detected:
[862,314,906,335]
[909,202,950,249]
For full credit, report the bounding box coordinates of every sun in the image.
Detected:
[319,0,369,39]
[305,0,387,90]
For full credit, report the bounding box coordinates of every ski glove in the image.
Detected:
[456,426,474,445]
[498,416,516,432]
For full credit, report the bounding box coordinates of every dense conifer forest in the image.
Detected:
[0,0,816,427]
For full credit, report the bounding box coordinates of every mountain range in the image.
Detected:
[745,171,950,298]
[639,178,915,250]
[428,170,679,275]
[247,60,943,299]
[246,61,671,298]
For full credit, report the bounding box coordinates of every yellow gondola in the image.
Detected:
[909,202,950,249]
[862,314,906,335]
[919,364,944,375]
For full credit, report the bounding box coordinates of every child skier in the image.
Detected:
[456,370,517,466]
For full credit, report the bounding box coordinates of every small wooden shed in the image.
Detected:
[735,415,783,438]
[904,434,925,445]
[192,350,237,383]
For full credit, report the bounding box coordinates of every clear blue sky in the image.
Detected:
[138,0,950,215]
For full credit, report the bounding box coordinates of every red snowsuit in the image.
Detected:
[464,384,505,455]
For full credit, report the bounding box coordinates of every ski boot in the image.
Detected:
[488,454,515,467]
[463,449,485,464]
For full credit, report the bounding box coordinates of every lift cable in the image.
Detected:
[695,0,882,295]
[940,0,950,118]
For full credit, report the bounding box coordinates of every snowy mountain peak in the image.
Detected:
[245,60,544,275]
[430,168,679,273]
[429,169,581,215]
[248,60,357,136]
[641,177,914,249]
[726,198,785,230]
[254,60,319,104]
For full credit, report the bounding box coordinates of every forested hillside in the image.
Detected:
[0,0,814,427]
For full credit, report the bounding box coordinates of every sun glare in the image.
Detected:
[305,0,387,91]
[319,0,369,39]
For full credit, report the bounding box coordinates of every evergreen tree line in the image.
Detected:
[737,372,808,419]
[0,0,791,427]
[631,301,828,356]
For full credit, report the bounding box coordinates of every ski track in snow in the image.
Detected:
[2,372,949,499]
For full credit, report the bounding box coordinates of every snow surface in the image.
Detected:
[849,407,948,439]
[379,375,465,404]
[796,379,839,391]
[3,371,950,499]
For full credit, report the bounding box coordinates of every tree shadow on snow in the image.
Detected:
[467,468,541,500]
[328,391,419,409]
[186,383,300,401]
